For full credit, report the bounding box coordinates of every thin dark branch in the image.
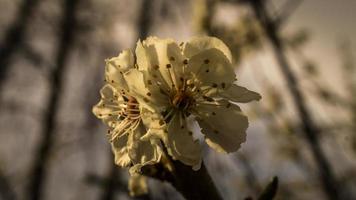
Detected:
[201,0,218,36]
[0,0,40,96]
[247,0,345,199]
[274,0,303,28]
[137,0,154,40]
[26,0,80,199]
[19,43,51,72]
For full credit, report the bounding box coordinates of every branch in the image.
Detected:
[141,157,223,200]
[274,0,303,29]
[247,0,346,199]
[26,0,80,199]
[0,0,40,95]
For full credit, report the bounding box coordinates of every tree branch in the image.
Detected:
[0,0,40,96]
[26,0,80,199]
[142,158,223,200]
[247,0,345,199]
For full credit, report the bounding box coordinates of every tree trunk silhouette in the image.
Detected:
[0,0,40,97]
[247,0,342,199]
[26,0,79,199]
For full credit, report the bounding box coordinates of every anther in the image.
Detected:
[204,59,210,64]
[166,64,172,68]
[221,82,226,89]
[212,83,218,88]
[183,59,188,65]
[146,92,151,96]
[203,95,214,102]
[153,65,159,70]
[169,56,175,61]
[159,120,164,125]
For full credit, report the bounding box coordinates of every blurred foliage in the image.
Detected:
[193,0,263,65]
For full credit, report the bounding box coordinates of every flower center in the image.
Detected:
[171,91,194,111]
[126,96,140,118]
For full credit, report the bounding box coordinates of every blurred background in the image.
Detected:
[0,0,355,199]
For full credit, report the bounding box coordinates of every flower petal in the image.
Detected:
[194,100,248,153]
[164,113,202,169]
[123,69,169,112]
[105,49,135,90]
[186,48,235,88]
[183,36,232,63]
[139,37,185,89]
[111,134,131,167]
[220,84,261,103]
[92,84,124,127]
[127,124,162,168]
[140,108,201,169]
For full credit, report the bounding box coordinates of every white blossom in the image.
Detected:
[92,50,162,170]
[124,36,261,169]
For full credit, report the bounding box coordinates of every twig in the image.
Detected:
[274,0,303,29]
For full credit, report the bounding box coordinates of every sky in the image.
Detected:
[285,0,356,83]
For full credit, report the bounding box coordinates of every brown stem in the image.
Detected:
[170,160,223,200]
[142,158,223,200]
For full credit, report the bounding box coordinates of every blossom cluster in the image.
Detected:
[92,36,261,194]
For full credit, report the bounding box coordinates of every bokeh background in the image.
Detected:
[0,0,355,199]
